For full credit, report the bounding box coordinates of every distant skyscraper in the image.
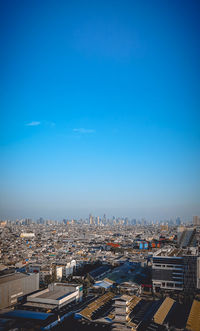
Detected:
[62,219,67,225]
[97,216,100,225]
[176,217,181,226]
[89,214,93,225]
[193,216,200,226]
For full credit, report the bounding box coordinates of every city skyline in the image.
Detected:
[0,214,197,225]
[1,0,200,220]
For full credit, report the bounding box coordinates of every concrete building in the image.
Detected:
[89,214,93,225]
[193,216,200,226]
[20,232,35,238]
[0,221,7,227]
[55,266,62,281]
[39,267,53,284]
[152,248,198,293]
[28,264,53,284]
[177,227,196,247]
[0,272,39,309]
[197,257,200,289]
[26,283,83,310]
[63,260,76,278]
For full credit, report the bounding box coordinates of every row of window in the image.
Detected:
[161,282,182,288]
[154,264,183,269]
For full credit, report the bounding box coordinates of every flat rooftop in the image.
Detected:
[28,284,78,301]
[154,247,198,257]
[0,273,29,285]
[37,288,73,300]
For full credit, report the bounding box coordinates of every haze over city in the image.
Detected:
[0,0,200,220]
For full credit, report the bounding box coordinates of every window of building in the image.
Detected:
[166,282,174,287]
[175,284,182,288]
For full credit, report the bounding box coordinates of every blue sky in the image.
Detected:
[0,0,199,220]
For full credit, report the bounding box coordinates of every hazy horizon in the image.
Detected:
[0,208,196,223]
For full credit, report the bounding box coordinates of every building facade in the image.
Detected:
[152,248,198,293]
[0,272,39,309]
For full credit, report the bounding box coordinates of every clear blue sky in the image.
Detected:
[0,0,199,220]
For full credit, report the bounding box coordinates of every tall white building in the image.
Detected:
[193,216,200,226]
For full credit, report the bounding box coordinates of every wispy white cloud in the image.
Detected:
[73,128,95,134]
[26,121,41,126]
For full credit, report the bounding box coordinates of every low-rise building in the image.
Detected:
[26,283,83,310]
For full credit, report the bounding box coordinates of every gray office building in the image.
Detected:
[0,272,39,309]
[152,248,198,293]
